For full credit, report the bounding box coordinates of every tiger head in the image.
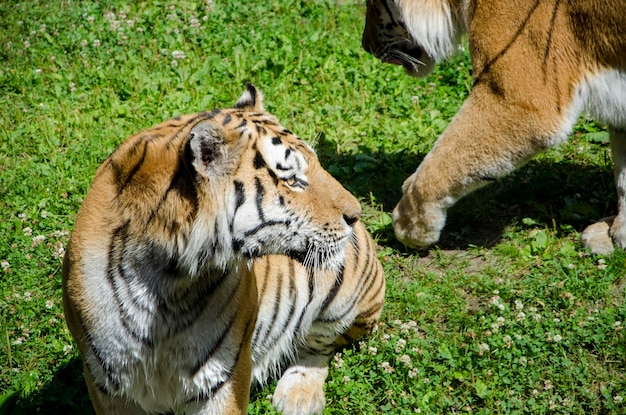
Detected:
[96,84,362,275]
[186,85,362,272]
[362,0,466,77]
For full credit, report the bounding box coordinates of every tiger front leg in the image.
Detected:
[393,87,571,249]
[272,350,331,415]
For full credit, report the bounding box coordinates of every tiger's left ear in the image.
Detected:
[235,83,264,112]
[188,121,234,177]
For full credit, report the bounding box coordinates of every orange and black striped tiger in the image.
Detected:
[62,85,385,415]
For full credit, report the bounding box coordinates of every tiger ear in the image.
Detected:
[188,121,230,177]
[235,83,264,112]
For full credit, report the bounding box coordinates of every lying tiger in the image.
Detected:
[62,84,385,415]
[362,0,626,254]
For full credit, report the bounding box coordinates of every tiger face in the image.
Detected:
[362,0,465,77]
[62,84,367,414]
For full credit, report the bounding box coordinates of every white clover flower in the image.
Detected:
[408,368,418,378]
[171,59,178,67]
[380,361,394,374]
[63,344,73,355]
[12,337,24,345]
[396,338,406,350]
[478,343,490,356]
[614,395,623,404]
[93,39,101,47]
[23,227,33,236]
[171,50,185,60]
[368,346,378,355]
[515,300,524,310]
[503,335,512,348]
[23,291,32,301]
[18,213,27,222]
[333,353,343,369]
[398,354,412,368]
[32,235,46,247]
[342,375,350,383]
[1,260,9,270]
[41,210,48,218]
[553,334,562,342]
[46,300,54,309]
[519,356,527,365]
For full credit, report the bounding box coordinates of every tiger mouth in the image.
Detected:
[380,44,426,69]
[287,239,347,270]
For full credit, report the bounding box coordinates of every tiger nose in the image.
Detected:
[343,212,360,227]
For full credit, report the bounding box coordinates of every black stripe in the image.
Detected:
[293,261,311,335]
[253,152,266,169]
[253,270,283,351]
[190,279,242,376]
[234,180,245,209]
[189,309,256,404]
[145,161,198,237]
[243,219,292,238]
[107,223,155,348]
[319,264,345,313]
[257,266,298,352]
[254,177,265,221]
[160,270,233,337]
[82,321,121,391]
[237,118,247,129]
[116,140,149,196]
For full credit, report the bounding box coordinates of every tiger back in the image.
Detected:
[62,84,384,415]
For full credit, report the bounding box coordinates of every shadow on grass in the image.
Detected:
[1,357,93,415]
[315,134,616,251]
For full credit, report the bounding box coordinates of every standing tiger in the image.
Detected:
[362,0,626,254]
[62,84,385,415]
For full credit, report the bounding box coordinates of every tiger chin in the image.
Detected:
[363,0,626,254]
[62,84,385,415]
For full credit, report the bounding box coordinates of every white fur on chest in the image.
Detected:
[80,245,240,413]
[580,68,626,129]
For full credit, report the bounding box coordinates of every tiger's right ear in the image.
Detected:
[234,83,264,112]
[188,121,231,177]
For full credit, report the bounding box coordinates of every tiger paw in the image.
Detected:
[272,366,327,415]
[581,217,615,255]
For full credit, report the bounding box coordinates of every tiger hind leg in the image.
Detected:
[581,128,626,254]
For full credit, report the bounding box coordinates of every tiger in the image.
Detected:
[362,0,626,254]
[62,84,385,415]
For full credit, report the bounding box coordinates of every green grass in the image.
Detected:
[1,1,625,414]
